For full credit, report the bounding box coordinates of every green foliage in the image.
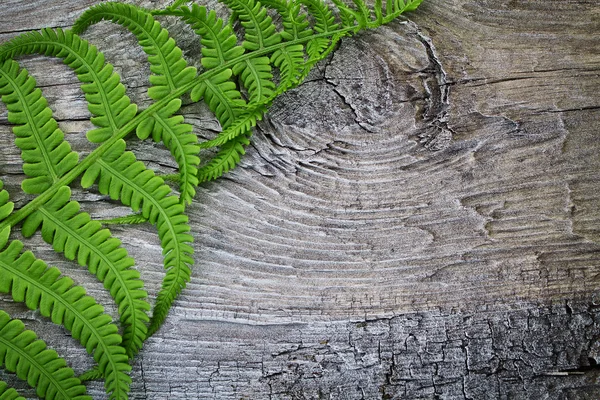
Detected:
[0,310,90,400]
[0,0,423,398]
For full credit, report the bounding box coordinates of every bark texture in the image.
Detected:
[1,0,600,398]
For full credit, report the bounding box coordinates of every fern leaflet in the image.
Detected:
[0,309,91,400]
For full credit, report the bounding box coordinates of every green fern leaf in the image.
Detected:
[175,4,245,68]
[0,380,25,400]
[73,2,196,99]
[0,54,151,357]
[0,28,137,144]
[219,0,279,101]
[199,103,266,149]
[160,4,247,128]
[198,133,251,182]
[0,60,79,195]
[0,240,131,400]
[135,98,200,205]
[190,68,245,128]
[77,366,103,382]
[81,140,193,337]
[21,186,150,358]
[73,2,201,205]
[221,0,281,50]
[232,57,275,103]
[259,0,311,84]
[0,310,91,400]
[298,0,339,58]
[0,183,14,224]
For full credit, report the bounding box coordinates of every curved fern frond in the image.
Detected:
[151,3,248,129]
[0,28,137,145]
[298,0,339,58]
[198,133,251,182]
[0,245,129,400]
[0,28,195,337]
[0,1,425,397]
[74,2,197,100]
[0,238,132,400]
[0,310,90,400]
[0,381,25,400]
[220,0,279,102]
[21,186,150,358]
[73,3,200,205]
[135,99,200,205]
[81,140,193,337]
[0,60,79,195]
[232,57,275,103]
[174,4,244,69]
[190,68,245,128]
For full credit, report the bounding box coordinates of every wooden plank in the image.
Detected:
[0,0,599,398]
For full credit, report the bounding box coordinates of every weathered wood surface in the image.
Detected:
[1,0,600,398]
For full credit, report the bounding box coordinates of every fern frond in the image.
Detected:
[199,103,266,149]
[160,4,247,129]
[77,366,103,382]
[233,57,275,103]
[21,186,150,358]
[80,140,193,337]
[260,0,311,41]
[0,60,79,195]
[0,310,90,400]
[298,0,339,58]
[190,68,245,128]
[135,99,200,205]
[74,2,197,100]
[0,28,137,144]
[198,133,251,182]
[0,381,25,400]
[96,214,148,226]
[176,4,244,69]
[0,238,131,400]
[73,3,200,204]
[220,0,279,101]
[0,182,14,226]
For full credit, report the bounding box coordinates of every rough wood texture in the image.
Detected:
[1,0,600,398]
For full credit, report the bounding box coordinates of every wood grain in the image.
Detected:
[1,0,600,398]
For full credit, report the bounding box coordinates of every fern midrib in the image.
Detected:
[0,334,72,399]
[0,27,354,232]
[0,258,124,398]
[0,69,59,183]
[37,205,141,353]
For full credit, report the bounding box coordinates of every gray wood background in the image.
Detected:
[1,0,600,398]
